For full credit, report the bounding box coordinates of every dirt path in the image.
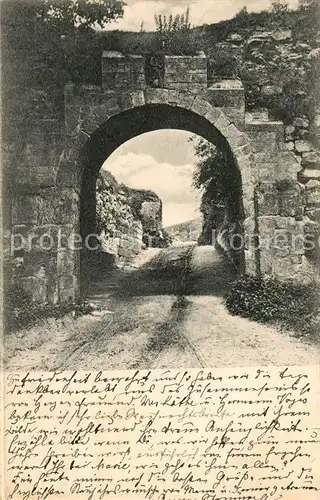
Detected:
[4,245,319,372]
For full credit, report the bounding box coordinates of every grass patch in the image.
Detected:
[225,275,320,344]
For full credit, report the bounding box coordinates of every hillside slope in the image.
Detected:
[165,217,203,242]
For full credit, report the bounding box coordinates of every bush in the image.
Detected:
[4,285,96,332]
[225,275,320,340]
[208,49,240,80]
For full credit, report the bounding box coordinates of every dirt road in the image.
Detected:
[5,244,319,371]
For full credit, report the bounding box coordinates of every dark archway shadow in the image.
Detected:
[115,245,238,299]
[79,104,245,297]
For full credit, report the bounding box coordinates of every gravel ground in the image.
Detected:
[4,245,319,372]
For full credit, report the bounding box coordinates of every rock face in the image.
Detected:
[125,187,162,233]
[95,171,163,267]
[207,12,320,230]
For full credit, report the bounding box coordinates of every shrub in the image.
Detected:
[4,285,95,332]
[208,49,240,80]
[6,284,33,310]
[225,275,320,340]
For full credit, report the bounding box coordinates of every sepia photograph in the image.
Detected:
[2,0,320,373]
[1,1,320,500]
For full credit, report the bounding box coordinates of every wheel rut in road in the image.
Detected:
[5,244,319,372]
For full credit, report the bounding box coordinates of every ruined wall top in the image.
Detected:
[101,50,208,92]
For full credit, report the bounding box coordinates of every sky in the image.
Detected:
[102,130,202,227]
[107,0,298,31]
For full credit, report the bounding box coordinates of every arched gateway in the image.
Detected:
[9,52,315,303]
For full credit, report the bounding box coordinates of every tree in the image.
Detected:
[270,0,289,14]
[41,0,126,31]
[235,6,248,17]
[191,136,243,223]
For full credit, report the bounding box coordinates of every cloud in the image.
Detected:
[103,151,200,225]
[107,0,298,31]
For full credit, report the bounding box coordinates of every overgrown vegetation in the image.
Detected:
[225,275,320,343]
[153,7,200,55]
[191,136,243,246]
[192,138,242,221]
[4,285,96,332]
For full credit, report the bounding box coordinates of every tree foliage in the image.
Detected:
[270,0,289,14]
[16,0,126,31]
[191,137,243,223]
[2,0,126,87]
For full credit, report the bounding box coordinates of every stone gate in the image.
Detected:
[6,51,319,303]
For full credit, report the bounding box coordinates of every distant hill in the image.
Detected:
[165,217,203,242]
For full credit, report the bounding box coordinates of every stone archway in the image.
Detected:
[8,49,315,305]
[56,90,256,298]
[58,90,255,216]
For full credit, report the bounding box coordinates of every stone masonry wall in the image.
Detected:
[4,46,320,303]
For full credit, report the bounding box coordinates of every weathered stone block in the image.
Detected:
[270,30,292,42]
[191,98,211,116]
[301,151,320,169]
[306,208,320,221]
[299,169,320,182]
[306,179,320,206]
[204,107,222,124]
[250,132,279,154]
[285,125,295,141]
[36,188,80,226]
[119,91,145,110]
[57,248,76,276]
[278,184,305,217]
[13,195,39,225]
[102,52,146,90]
[59,274,76,289]
[224,123,243,139]
[256,184,279,216]
[244,249,256,275]
[261,85,283,97]
[19,276,48,303]
[293,117,309,129]
[165,90,195,109]
[228,134,248,149]
[144,88,170,105]
[295,140,313,153]
[245,121,284,134]
[59,275,77,302]
[80,118,100,136]
[274,152,301,181]
[207,83,245,112]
